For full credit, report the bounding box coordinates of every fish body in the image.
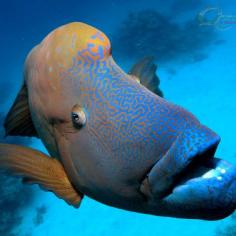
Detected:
[1,22,236,220]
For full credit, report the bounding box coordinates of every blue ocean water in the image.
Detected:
[0,0,236,235]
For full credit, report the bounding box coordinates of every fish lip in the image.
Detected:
[170,147,218,192]
[140,135,221,200]
[157,136,221,198]
[173,158,224,189]
[161,157,236,220]
[168,157,236,219]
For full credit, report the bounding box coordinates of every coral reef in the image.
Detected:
[112,10,218,64]
[0,174,33,236]
[33,205,47,226]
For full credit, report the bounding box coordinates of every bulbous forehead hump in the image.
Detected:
[40,22,111,65]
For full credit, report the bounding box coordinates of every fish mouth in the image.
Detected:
[163,150,236,220]
[170,146,221,193]
[170,152,236,197]
[141,136,222,199]
[164,140,236,198]
[141,134,236,219]
[164,155,236,220]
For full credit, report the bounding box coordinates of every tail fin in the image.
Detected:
[129,56,164,97]
[0,143,83,207]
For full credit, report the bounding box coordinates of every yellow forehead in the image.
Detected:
[39,22,111,68]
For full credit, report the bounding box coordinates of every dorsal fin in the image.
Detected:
[4,83,38,137]
[129,56,164,97]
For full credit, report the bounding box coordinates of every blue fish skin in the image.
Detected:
[3,22,236,220]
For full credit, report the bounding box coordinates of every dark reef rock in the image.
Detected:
[33,205,47,226]
[0,174,33,236]
[112,10,218,64]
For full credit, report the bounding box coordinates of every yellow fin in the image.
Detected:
[4,83,38,137]
[0,143,83,208]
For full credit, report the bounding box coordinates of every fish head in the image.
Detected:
[25,22,236,220]
[26,22,174,184]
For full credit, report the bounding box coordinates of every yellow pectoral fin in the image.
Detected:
[0,143,83,208]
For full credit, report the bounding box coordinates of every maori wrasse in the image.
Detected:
[0,22,236,220]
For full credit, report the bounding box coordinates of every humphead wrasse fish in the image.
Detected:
[0,22,236,220]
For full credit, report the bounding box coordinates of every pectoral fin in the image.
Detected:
[4,83,38,137]
[0,143,83,208]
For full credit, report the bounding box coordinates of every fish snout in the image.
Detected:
[164,158,236,220]
[143,149,236,219]
[140,124,236,219]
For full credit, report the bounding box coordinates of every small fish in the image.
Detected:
[1,22,236,220]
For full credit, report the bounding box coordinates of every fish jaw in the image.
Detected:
[163,158,236,220]
[140,124,236,220]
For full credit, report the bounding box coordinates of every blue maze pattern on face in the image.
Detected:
[60,32,205,170]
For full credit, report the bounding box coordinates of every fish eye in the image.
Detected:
[71,105,86,128]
